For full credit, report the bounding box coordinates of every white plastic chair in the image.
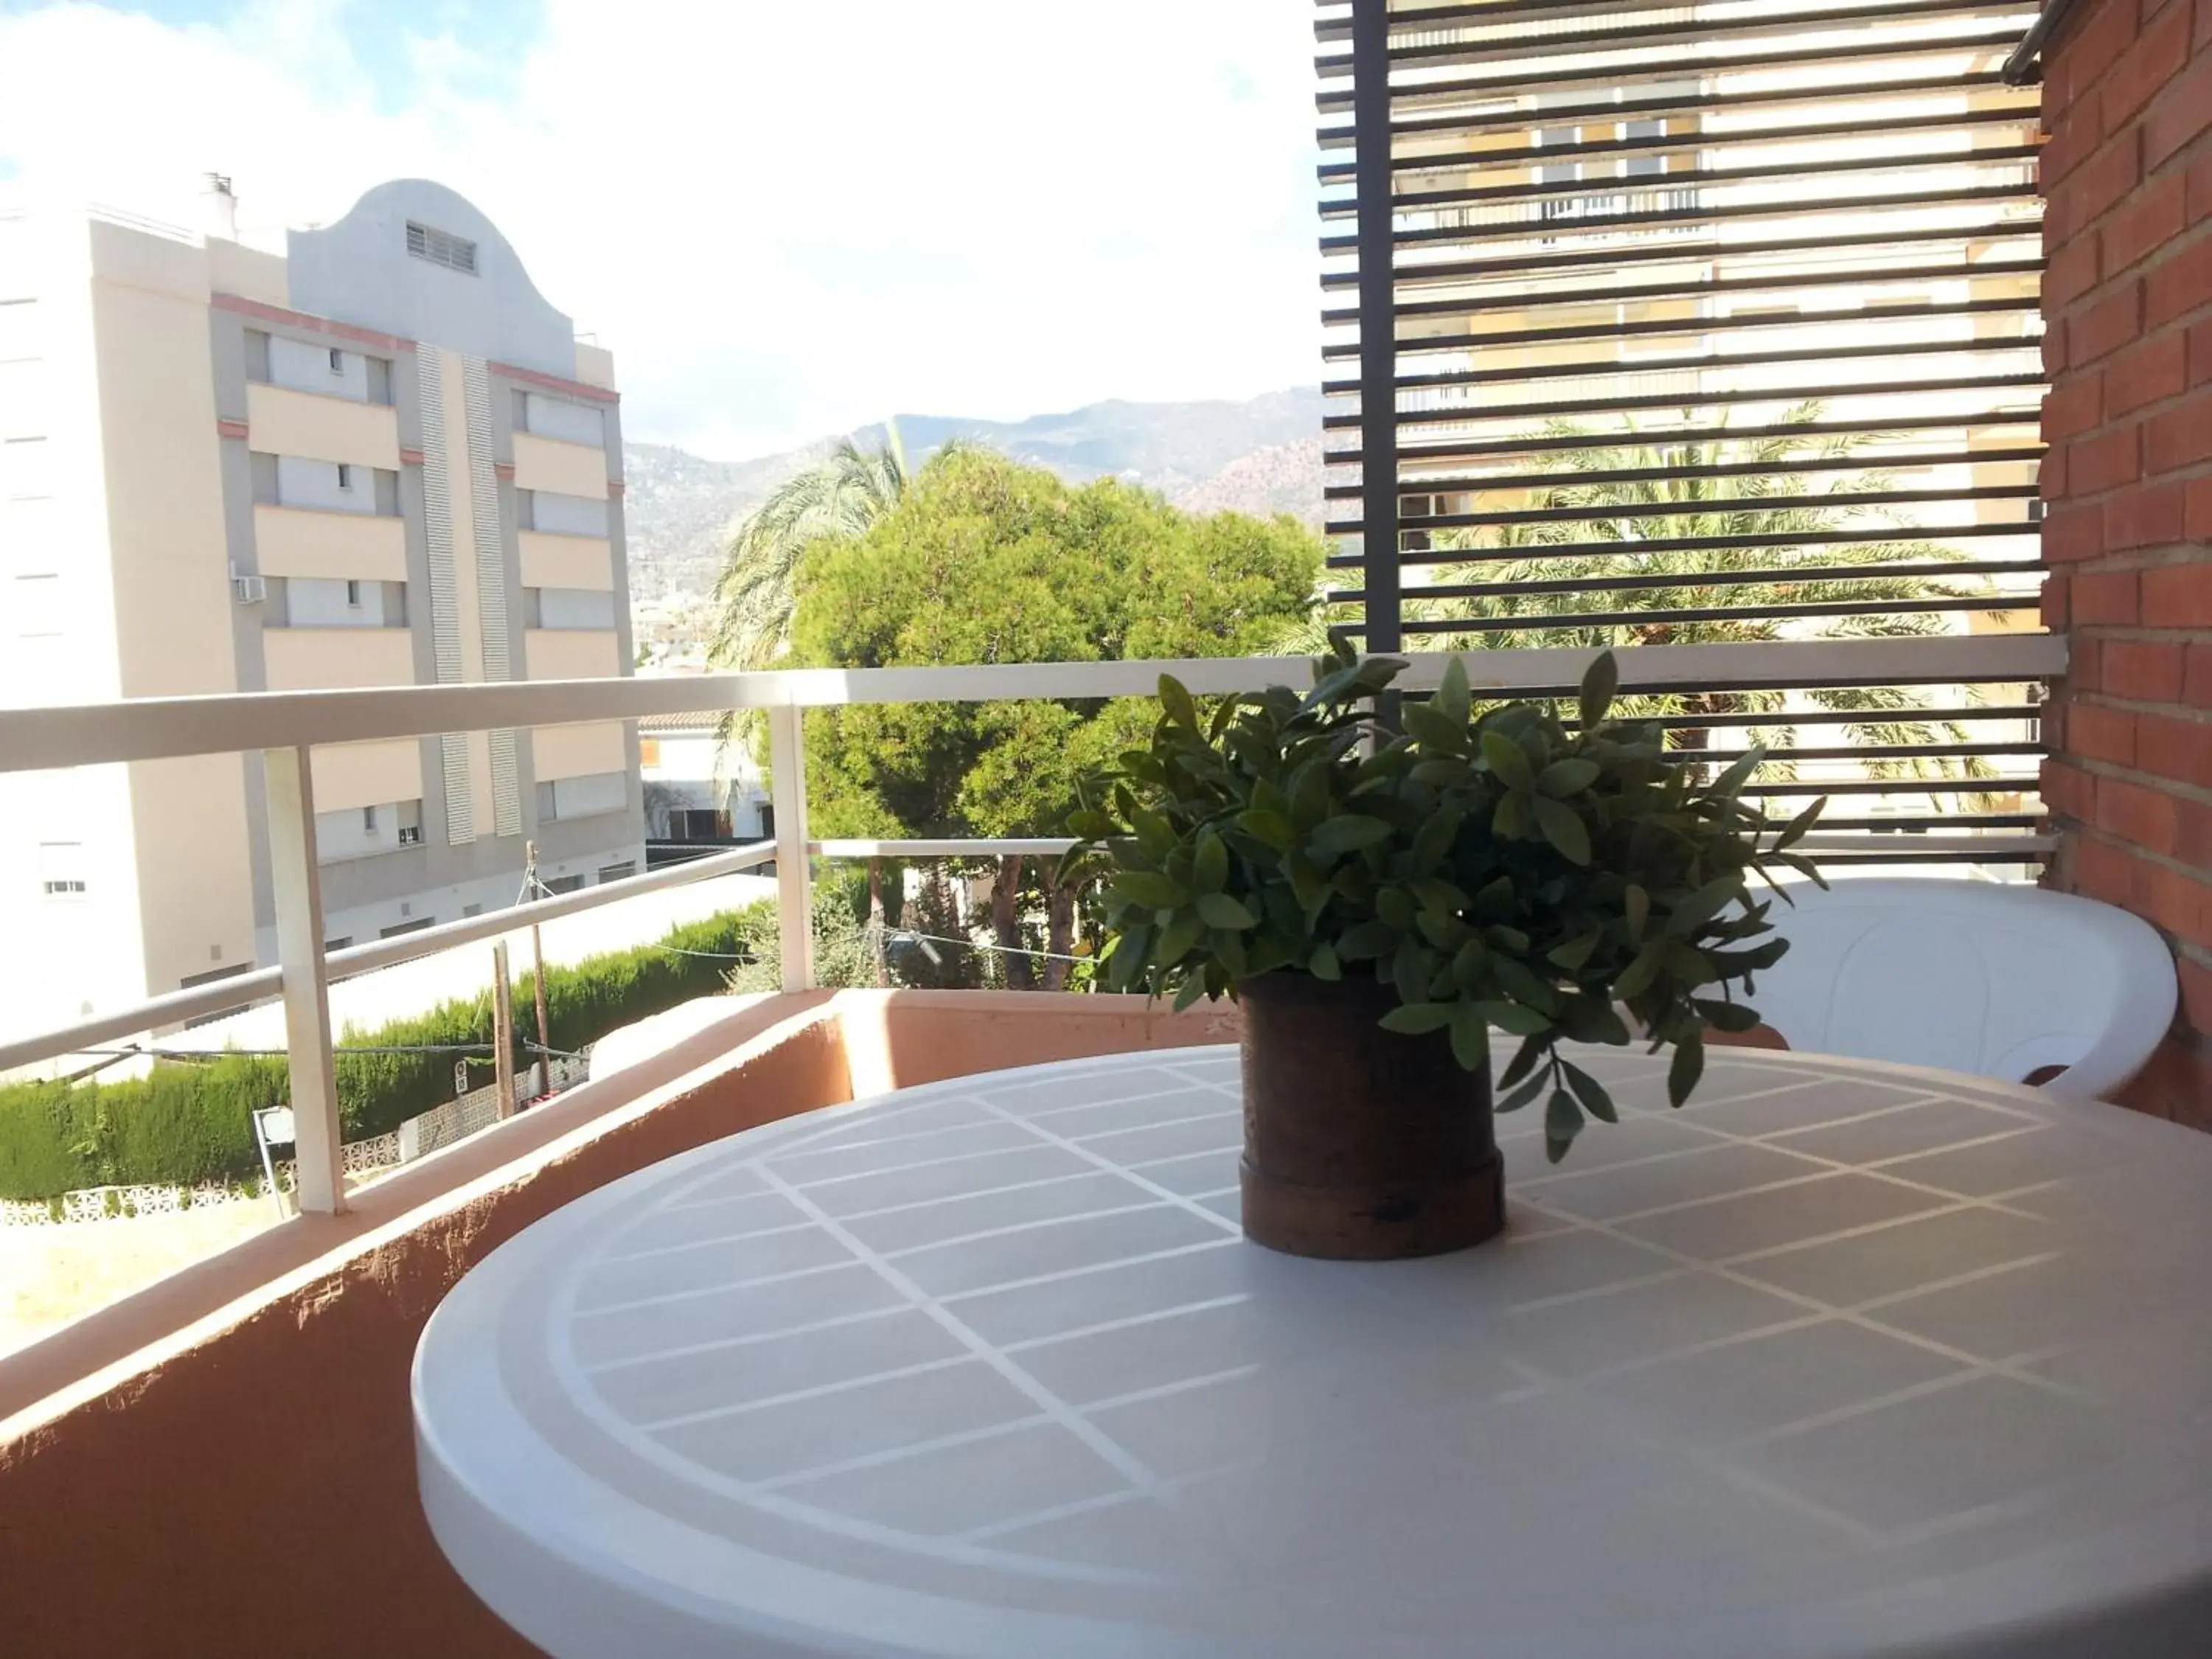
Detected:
[1749,879,2177,1102]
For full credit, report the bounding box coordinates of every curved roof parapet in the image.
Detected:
[288,179,577,378]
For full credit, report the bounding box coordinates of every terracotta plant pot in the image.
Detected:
[1237,973,1505,1260]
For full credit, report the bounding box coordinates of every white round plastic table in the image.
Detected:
[414,1044,2212,1659]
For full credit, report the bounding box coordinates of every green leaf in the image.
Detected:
[1667,1029,1705,1108]
[1579,650,1619,733]
[1613,942,1664,1003]
[1624,883,1649,944]
[1478,999,1552,1037]
[1158,675,1200,733]
[1309,941,1343,981]
[1668,875,1745,936]
[1172,976,1208,1013]
[1492,790,1531,841]
[1130,805,1175,861]
[1436,654,1472,726]
[1536,758,1601,798]
[1560,1061,1618,1124]
[1472,877,1516,919]
[1110,872,1187,910]
[1337,921,1397,961]
[1156,914,1204,965]
[1547,932,1599,973]
[1496,1070,1550,1113]
[1498,1033,1548,1091]
[1531,796,1592,866]
[1481,728,1535,791]
[1310,814,1394,855]
[1545,1089,1585,1162]
[1196,893,1257,931]
[1490,956,1562,1016]
[1192,831,1228,894]
[1776,794,1826,851]
[1694,997,1763,1033]
[1452,937,1492,990]
[1711,747,1764,799]
[1237,807,1296,850]
[1403,700,1465,751]
[1379,1001,1456,1035]
[1450,1004,1489,1071]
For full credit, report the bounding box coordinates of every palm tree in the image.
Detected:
[1402,406,2014,805]
[710,425,913,976]
[709,425,912,678]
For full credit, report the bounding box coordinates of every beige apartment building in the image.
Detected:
[0,178,643,1051]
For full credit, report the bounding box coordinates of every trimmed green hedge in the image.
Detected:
[0,904,771,1201]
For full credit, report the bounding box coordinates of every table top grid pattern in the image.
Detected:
[421,1043,2212,1659]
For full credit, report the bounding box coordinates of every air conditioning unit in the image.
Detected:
[230,565,267,605]
[397,826,422,846]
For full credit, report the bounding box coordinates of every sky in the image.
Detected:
[0,0,1326,459]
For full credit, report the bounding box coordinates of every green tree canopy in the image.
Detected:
[785,448,1322,981]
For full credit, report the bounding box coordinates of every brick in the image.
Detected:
[2179,953,2212,1036]
[2145,232,2212,326]
[2070,699,2140,762]
[2076,636,2107,692]
[2044,102,2106,193]
[2108,479,2188,547]
[2104,173,2189,276]
[2138,709,2212,784]
[2075,566,2143,622]
[2070,425,2144,493]
[2109,334,2188,412]
[2142,560,2212,626]
[2118,1037,2212,1127]
[2073,831,2138,905]
[2190,150,2212,223]
[2064,0,2147,96]
[2190,317,2212,384]
[2106,637,2191,698]
[2046,501,2107,561]
[2045,324,2070,380]
[2101,773,2184,852]
[2188,477,2212,538]
[2042,571,2072,629]
[2042,372,2105,440]
[2040,755,2098,821]
[2144,397,2212,472]
[2200,0,2212,51]
[2044,439,2071,501]
[2070,282,2144,366]
[2141,858,2212,946]
[2187,639,2212,701]
[2182,795,2212,864]
[2107,4,2192,125]
[2143,50,2212,169]
[2048,234,2102,313]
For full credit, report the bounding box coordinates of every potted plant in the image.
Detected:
[1060,645,1823,1261]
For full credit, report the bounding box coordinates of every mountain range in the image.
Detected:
[620,387,1327,602]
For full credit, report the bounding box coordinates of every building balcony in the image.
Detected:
[512,431,609,499]
[262,623,418,691]
[245,380,400,470]
[254,501,408,582]
[0,629,2114,1655]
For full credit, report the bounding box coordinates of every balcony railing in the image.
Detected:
[0,631,2062,1217]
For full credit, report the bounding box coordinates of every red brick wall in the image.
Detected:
[2039,0,2212,1122]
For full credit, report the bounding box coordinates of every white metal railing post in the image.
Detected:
[262,745,345,1214]
[768,703,813,991]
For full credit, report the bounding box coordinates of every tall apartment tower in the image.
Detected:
[0,178,644,1048]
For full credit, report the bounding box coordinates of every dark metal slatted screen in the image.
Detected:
[1318,0,2050,865]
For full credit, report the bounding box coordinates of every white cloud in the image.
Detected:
[0,0,1324,456]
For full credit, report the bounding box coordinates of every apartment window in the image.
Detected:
[405,220,479,276]
[543,874,585,895]
[462,902,483,919]
[336,463,354,493]
[346,579,365,609]
[380,917,437,939]
[324,936,354,952]
[397,799,422,846]
[597,861,636,886]
[328,346,344,374]
[362,805,378,833]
